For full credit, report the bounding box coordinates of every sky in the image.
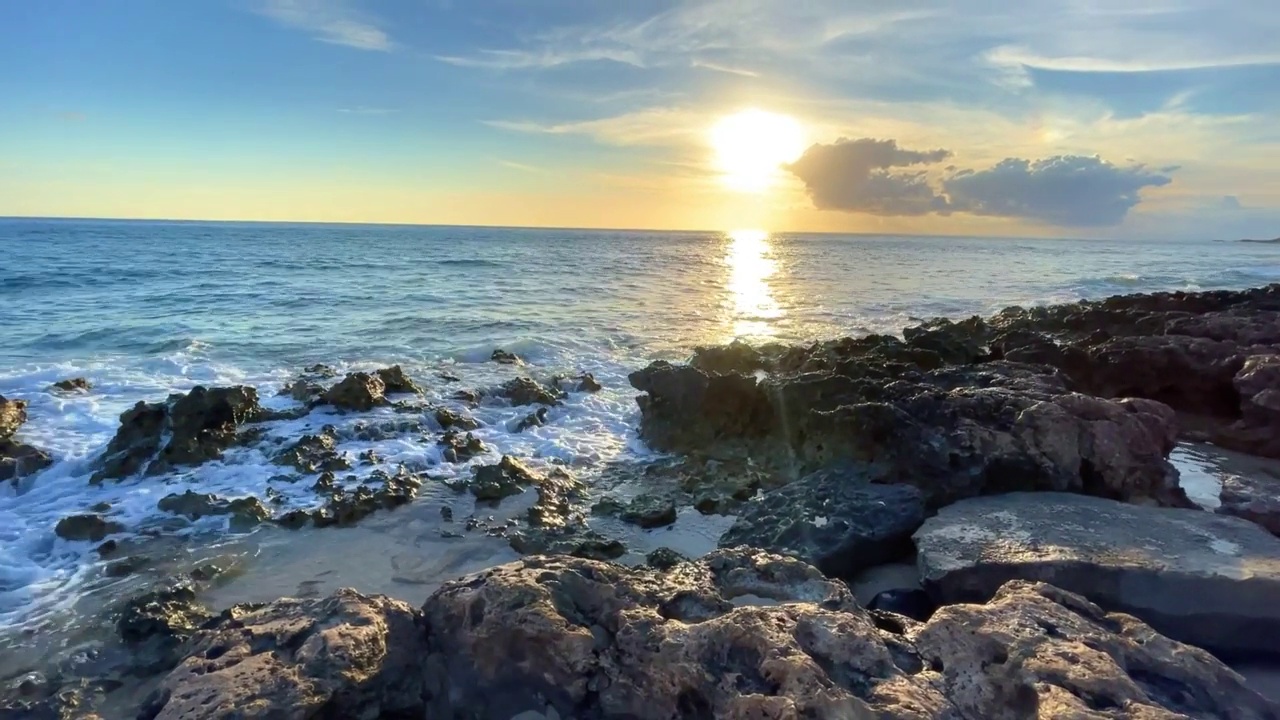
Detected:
[2,0,1278,238]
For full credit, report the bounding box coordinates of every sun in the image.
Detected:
[710,109,806,193]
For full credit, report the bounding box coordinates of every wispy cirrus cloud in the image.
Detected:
[336,106,397,115]
[254,0,392,51]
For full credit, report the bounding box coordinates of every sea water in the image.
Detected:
[2,218,1278,633]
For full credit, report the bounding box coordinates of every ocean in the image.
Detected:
[2,217,1279,637]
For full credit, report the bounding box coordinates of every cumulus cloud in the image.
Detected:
[787,139,952,215]
[787,139,1175,227]
[943,156,1174,226]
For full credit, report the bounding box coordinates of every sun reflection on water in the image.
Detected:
[724,229,783,341]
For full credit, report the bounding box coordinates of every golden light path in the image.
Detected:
[724,229,783,341]
[709,109,806,193]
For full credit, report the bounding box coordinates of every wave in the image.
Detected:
[1229,265,1280,280]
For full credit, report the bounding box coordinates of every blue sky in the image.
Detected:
[2,0,1278,237]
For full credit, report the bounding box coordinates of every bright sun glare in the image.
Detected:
[710,109,806,193]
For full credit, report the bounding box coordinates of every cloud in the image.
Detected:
[787,139,1175,226]
[484,108,704,147]
[690,60,760,77]
[255,0,392,51]
[943,156,1174,226]
[787,139,952,215]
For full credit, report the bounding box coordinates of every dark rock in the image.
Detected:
[526,467,583,528]
[511,407,547,432]
[1218,472,1280,536]
[273,426,351,474]
[629,355,1190,509]
[54,514,124,542]
[156,491,271,532]
[645,546,688,570]
[719,467,926,579]
[0,395,53,484]
[619,494,678,529]
[915,491,1280,660]
[105,556,148,578]
[507,526,626,560]
[452,389,481,404]
[92,386,263,481]
[491,349,523,365]
[143,589,425,719]
[375,365,424,395]
[50,377,92,393]
[279,378,322,403]
[499,376,564,406]
[868,588,937,622]
[420,547,1278,719]
[470,455,541,502]
[321,372,386,411]
[690,339,769,375]
[439,431,487,463]
[116,583,215,674]
[434,406,480,431]
[576,373,603,392]
[437,370,461,382]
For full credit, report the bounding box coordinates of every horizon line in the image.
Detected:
[0,214,1115,243]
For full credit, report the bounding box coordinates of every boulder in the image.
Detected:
[433,406,479,431]
[50,377,92,393]
[375,365,424,395]
[321,372,385,412]
[499,376,564,407]
[141,589,424,720]
[439,431,486,463]
[1218,472,1280,536]
[630,356,1188,509]
[719,467,926,579]
[54,513,124,542]
[272,426,351,474]
[470,455,541,502]
[419,547,1278,719]
[507,526,626,560]
[92,386,264,481]
[0,394,26,439]
[117,583,216,675]
[279,379,322,403]
[156,491,271,531]
[577,373,603,392]
[526,467,583,529]
[491,349,523,365]
[646,546,688,570]
[511,407,547,433]
[914,492,1280,659]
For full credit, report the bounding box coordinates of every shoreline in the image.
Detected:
[4,283,1280,717]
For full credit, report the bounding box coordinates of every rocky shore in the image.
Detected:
[5,284,1280,718]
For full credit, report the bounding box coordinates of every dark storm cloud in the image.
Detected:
[787,138,952,215]
[787,140,1176,227]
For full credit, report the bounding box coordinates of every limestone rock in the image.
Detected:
[915,491,1280,659]
[0,395,53,484]
[156,491,271,532]
[434,406,480,431]
[1218,472,1280,536]
[272,426,350,474]
[720,467,926,579]
[491,349,523,365]
[142,589,424,719]
[54,513,124,542]
[375,365,424,395]
[439,431,486,463]
[0,394,26,440]
[499,376,564,407]
[92,386,263,481]
[321,372,385,412]
[50,377,92,393]
[471,455,541,502]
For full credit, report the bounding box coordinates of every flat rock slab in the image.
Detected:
[915,491,1280,659]
[719,468,926,579]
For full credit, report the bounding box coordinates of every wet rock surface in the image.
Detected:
[915,491,1280,660]
[374,364,424,396]
[1219,472,1280,535]
[92,386,265,482]
[50,377,92,393]
[0,395,53,483]
[272,426,351,474]
[498,376,564,407]
[720,466,927,579]
[54,513,124,542]
[156,491,272,532]
[320,371,386,411]
[630,356,1187,509]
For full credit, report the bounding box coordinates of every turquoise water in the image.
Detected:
[2,217,1279,626]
